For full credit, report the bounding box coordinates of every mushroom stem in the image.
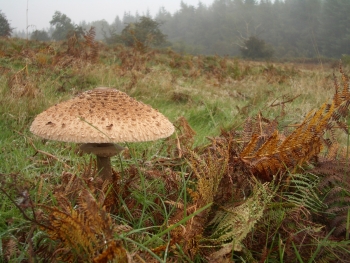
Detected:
[80,143,125,181]
[96,155,113,181]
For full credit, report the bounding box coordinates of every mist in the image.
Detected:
[10,0,350,59]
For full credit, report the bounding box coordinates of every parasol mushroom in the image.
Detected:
[30,87,175,180]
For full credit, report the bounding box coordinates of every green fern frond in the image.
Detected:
[284,173,326,212]
[208,181,276,251]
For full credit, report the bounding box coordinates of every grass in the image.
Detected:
[1,37,350,262]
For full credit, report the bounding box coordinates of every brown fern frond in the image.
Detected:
[41,205,99,259]
[164,138,229,259]
[312,155,350,237]
[242,117,254,143]
[333,72,342,107]
[187,146,229,207]
[316,160,350,189]
[319,175,350,191]
[54,157,104,201]
[207,129,252,204]
[164,116,196,158]
[7,67,38,98]
[240,134,261,157]
[77,189,114,239]
[239,67,350,181]
[330,213,350,237]
[327,203,350,214]
[93,240,129,263]
[66,32,80,57]
[37,185,130,261]
[2,237,18,262]
[84,26,96,46]
[83,27,99,62]
[53,27,99,67]
[339,63,350,100]
[241,113,278,147]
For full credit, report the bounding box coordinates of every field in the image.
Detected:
[1,35,350,262]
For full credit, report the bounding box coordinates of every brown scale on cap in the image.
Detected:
[30,87,175,144]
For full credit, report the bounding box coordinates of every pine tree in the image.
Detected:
[319,0,350,57]
[0,11,13,37]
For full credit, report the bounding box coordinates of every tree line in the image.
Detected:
[3,0,350,59]
[158,0,350,59]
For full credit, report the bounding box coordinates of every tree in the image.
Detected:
[319,0,350,57]
[278,0,322,57]
[80,19,110,40]
[0,11,13,37]
[31,30,50,41]
[121,16,167,48]
[50,11,82,41]
[244,0,257,5]
[240,36,274,59]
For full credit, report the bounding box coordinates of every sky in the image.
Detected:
[1,0,214,32]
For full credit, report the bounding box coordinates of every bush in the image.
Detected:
[341,54,350,67]
[120,17,167,48]
[240,36,274,60]
[31,30,50,41]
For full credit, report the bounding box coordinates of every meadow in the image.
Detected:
[0,34,350,262]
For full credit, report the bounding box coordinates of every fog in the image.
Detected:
[0,0,213,31]
[2,0,349,59]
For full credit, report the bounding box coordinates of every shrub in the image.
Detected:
[240,36,274,60]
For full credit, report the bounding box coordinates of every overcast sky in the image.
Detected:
[1,0,214,32]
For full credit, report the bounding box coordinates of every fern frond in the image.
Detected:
[77,189,114,239]
[240,134,261,157]
[313,153,350,238]
[327,204,350,214]
[325,186,350,201]
[242,117,254,143]
[239,67,350,181]
[83,26,99,62]
[93,240,129,263]
[2,237,18,261]
[186,142,229,207]
[339,63,350,100]
[38,188,130,261]
[43,206,98,255]
[330,214,350,237]
[208,181,276,251]
[66,32,80,57]
[165,138,229,259]
[84,26,96,46]
[284,173,326,212]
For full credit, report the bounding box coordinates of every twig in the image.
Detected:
[270,94,300,107]
[29,140,71,169]
[286,124,349,130]
[0,186,51,230]
[13,130,71,169]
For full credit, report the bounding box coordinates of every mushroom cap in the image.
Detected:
[30,87,175,143]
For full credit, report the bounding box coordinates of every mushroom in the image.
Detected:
[30,87,175,180]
